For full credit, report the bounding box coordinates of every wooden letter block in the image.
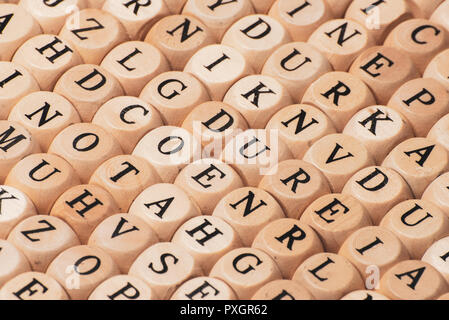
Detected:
[46,245,120,300]
[0,186,36,240]
[88,213,158,273]
[224,75,293,129]
[343,105,414,164]
[129,242,203,299]
[102,0,169,40]
[128,183,201,242]
[212,187,285,247]
[388,78,449,137]
[338,226,410,280]
[139,71,210,126]
[221,129,293,187]
[308,19,375,71]
[251,280,314,300]
[422,236,449,283]
[222,14,291,73]
[174,159,244,215]
[170,276,237,300]
[0,239,31,288]
[258,159,331,219]
[349,46,420,105]
[8,91,81,152]
[89,275,158,300]
[50,184,119,244]
[382,137,449,197]
[12,34,83,91]
[408,0,443,19]
[59,8,129,65]
[172,216,242,273]
[209,247,282,300]
[302,71,376,132]
[384,19,449,74]
[341,290,389,300]
[132,126,201,183]
[428,113,449,152]
[292,252,364,300]
[268,0,333,42]
[342,166,413,225]
[300,193,372,253]
[7,215,80,272]
[345,0,412,43]
[252,218,323,278]
[430,1,449,33]
[184,44,254,101]
[100,41,170,97]
[182,0,255,41]
[0,61,39,120]
[423,49,449,91]
[5,153,80,214]
[303,133,375,193]
[0,272,68,300]
[422,173,449,217]
[181,101,248,157]
[19,0,87,35]
[379,260,448,300]
[0,120,40,184]
[0,3,41,61]
[91,96,163,154]
[145,14,216,71]
[48,123,123,184]
[380,199,449,259]
[261,42,332,102]
[53,64,124,122]
[266,104,336,159]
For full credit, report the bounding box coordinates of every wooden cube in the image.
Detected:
[308,18,375,71]
[7,215,80,272]
[129,242,203,299]
[212,187,285,247]
[423,49,449,92]
[388,78,449,137]
[53,64,124,122]
[261,42,332,102]
[302,71,376,132]
[382,137,449,197]
[258,159,331,219]
[59,8,129,65]
[268,0,333,42]
[342,166,413,225]
[128,183,201,242]
[224,75,293,129]
[252,218,323,278]
[46,245,120,300]
[0,3,41,61]
[145,14,216,71]
[209,247,282,300]
[0,239,31,288]
[265,104,337,159]
[349,46,420,105]
[89,275,158,300]
[184,44,254,101]
[48,123,123,184]
[251,280,314,300]
[292,252,364,300]
[8,91,81,152]
[139,71,210,126]
[5,153,80,214]
[300,193,372,253]
[422,236,449,283]
[380,199,449,259]
[422,173,449,217]
[172,216,242,273]
[0,272,68,300]
[88,213,158,273]
[132,126,201,183]
[343,105,414,164]
[303,133,375,193]
[50,184,119,244]
[100,41,170,97]
[170,276,237,300]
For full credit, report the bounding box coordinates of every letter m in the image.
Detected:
[0,126,27,152]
